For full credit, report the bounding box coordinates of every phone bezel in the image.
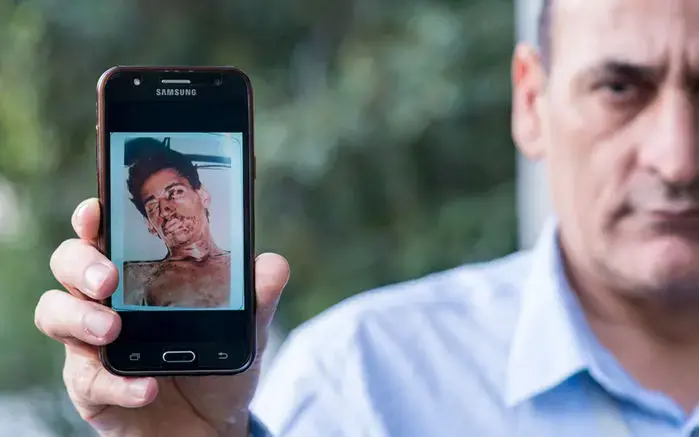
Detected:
[95,66,256,376]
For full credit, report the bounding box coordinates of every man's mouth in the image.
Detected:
[164,219,183,234]
[646,204,699,219]
[641,205,699,233]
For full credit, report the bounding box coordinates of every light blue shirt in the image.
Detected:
[250,220,699,436]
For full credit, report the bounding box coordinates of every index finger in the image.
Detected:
[71,198,101,244]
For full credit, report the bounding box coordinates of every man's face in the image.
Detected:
[139,168,210,250]
[514,0,699,296]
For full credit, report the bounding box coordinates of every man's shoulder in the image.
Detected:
[264,249,536,379]
[289,248,534,348]
[123,260,168,281]
[124,260,163,271]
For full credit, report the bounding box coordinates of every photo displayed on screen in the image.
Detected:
[109,132,245,311]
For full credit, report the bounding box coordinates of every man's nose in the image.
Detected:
[640,89,699,185]
[158,198,175,217]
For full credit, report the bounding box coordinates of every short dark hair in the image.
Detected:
[538,0,552,69]
[125,137,201,217]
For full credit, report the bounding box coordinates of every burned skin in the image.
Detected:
[123,168,231,308]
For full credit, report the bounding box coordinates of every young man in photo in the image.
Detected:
[123,137,231,308]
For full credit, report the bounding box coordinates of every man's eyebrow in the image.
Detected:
[586,60,664,81]
[142,182,187,205]
[164,182,185,191]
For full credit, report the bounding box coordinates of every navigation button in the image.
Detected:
[217,352,229,360]
[162,350,196,363]
[129,352,141,362]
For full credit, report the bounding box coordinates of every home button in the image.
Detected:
[162,350,196,363]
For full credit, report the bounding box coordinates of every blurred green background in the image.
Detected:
[0,0,517,435]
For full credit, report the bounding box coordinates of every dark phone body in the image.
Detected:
[96,66,256,376]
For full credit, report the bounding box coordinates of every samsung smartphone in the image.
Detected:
[95,66,256,376]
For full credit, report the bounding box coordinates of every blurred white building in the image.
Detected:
[515,0,551,250]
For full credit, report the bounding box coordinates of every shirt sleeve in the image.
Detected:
[249,329,370,437]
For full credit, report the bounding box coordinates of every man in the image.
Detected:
[122,138,231,308]
[33,0,699,435]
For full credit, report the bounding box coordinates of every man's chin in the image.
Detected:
[164,233,193,248]
[624,236,699,293]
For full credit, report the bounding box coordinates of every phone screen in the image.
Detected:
[98,68,255,375]
[109,132,245,311]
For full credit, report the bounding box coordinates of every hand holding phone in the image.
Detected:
[36,199,289,435]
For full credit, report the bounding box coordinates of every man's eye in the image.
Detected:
[602,80,634,95]
[169,188,185,199]
[595,78,651,107]
[608,82,627,93]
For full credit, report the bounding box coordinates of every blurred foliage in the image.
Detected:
[0,0,515,431]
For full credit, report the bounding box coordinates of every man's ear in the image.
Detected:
[197,186,211,209]
[511,43,547,160]
[147,221,158,236]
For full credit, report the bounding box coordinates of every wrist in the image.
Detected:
[216,409,272,437]
[218,409,251,437]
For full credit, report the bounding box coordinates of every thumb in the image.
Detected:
[254,253,289,331]
[72,198,101,244]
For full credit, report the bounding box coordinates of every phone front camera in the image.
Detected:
[133,78,142,86]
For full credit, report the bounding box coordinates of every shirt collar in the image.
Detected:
[504,218,589,407]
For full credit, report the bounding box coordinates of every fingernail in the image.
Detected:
[128,379,150,400]
[72,200,89,227]
[84,311,113,338]
[84,263,110,295]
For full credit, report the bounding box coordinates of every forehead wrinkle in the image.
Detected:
[549,0,699,78]
[140,169,186,200]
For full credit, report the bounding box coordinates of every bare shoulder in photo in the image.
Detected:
[122,137,232,308]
